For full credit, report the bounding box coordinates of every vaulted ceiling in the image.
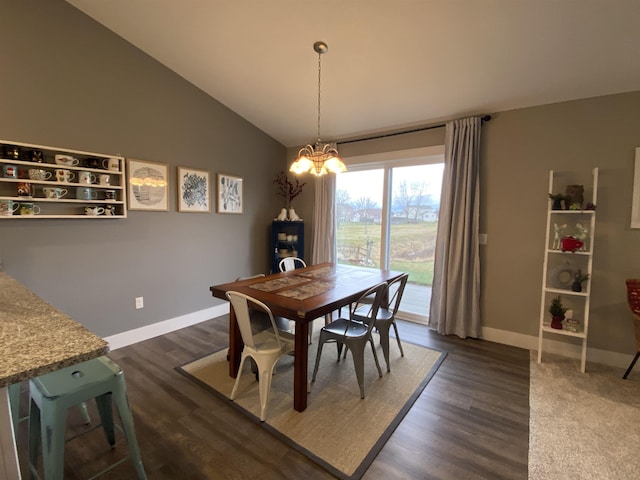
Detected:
[67,0,640,147]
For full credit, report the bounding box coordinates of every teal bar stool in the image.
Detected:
[28,356,147,480]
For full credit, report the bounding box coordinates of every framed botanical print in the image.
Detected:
[217,173,243,214]
[127,158,169,211]
[177,166,210,212]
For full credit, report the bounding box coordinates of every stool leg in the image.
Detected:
[8,383,21,438]
[94,393,116,447]
[79,402,91,425]
[112,378,147,479]
[623,351,640,379]
[28,397,41,480]
[40,399,68,480]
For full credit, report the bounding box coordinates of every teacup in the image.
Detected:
[55,169,75,183]
[98,174,110,186]
[17,182,33,197]
[0,199,20,216]
[104,190,117,201]
[28,169,52,181]
[102,158,120,171]
[3,164,18,178]
[19,202,40,216]
[54,154,80,166]
[76,187,97,200]
[84,206,104,216]
[78,171,96,184]
[42,187,68,199]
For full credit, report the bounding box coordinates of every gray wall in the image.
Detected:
[0,1,286,337]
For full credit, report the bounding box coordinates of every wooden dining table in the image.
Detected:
[209,262,404,412]
[0,272,109,479]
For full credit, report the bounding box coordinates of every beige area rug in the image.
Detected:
[529,352,640,480]
[178,339,445,479]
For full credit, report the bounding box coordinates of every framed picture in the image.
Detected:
[631,147,640,228]
[177,166,210,212]
[126,159,169,211]
[217,173,243,214]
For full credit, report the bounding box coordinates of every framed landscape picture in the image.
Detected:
[127,158,169,211]
[217,173,243,214]
[177,166,210,212]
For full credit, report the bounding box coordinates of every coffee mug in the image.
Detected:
[42,187,68,199]
[76,187,97,200]
[85,157,102,169]
[2,145,21,160]
[84,206,105,216]
[0,199,20,216]
[104,204,116,216]
[102,158,120,171]
[55,169,75,183]
[54,154,80,166]
[78,171,96,184]
[19,202,40,216]
[28,169,52,181]
[3,164,18,178]
[17,182,33,197]
[27,149,44,163]
[98,174,111,186]
[104,190,117,201]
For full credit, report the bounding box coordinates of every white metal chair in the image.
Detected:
[355,273,408,372]
[311,283,386,398]
[226,291,295,421]
[278,257,306,272]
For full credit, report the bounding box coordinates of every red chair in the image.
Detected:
[623,279,640,379]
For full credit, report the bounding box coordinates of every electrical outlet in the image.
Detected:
[135,297,144,309]
[479,233,488,245]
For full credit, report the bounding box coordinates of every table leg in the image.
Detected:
[293,320,309,412]
[228,307,242,378]
[0,386,21,479]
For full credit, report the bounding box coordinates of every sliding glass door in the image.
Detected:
[336,154,443,324]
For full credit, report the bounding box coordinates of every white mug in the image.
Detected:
[98,174,111,186]
[28,169,52,181]
[102,158,120,171]
[42,187,68,199]
[78,171,97,184]
[104,205,116,216]
[55,169,75,183]
[84,206,105,216]
[0,199,20,216]
[54,154,80,166]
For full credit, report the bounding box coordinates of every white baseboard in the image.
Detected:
[104,303,230,350]
[481,326,634,369]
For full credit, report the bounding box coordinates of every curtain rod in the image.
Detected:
[337,114,491,146]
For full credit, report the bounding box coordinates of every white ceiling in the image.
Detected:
[67,0,640,148]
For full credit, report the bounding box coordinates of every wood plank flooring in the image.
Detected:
[15,317,529,479]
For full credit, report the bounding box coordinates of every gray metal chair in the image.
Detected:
[355,273,408,372]
[311,282,387,398]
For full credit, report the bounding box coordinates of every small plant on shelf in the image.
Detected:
[548,295,567,329]
[571,270,590,292]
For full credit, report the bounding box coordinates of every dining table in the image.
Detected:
[209,262,404,412]
[0,272,109,479]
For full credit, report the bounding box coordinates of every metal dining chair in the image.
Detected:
[354,273,409,372]
[311,282,386,398]
[226,291,295,421]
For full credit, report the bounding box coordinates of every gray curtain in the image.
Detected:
[311,174,337,264]
[428,116,482,338]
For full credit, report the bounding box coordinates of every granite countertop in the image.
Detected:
[0,272,109,387]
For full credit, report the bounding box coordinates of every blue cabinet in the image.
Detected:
[270,221,304,273]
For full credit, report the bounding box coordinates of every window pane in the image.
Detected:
[336,169,384,268]
[389,164,443,316]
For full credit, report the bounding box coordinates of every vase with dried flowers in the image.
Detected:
[274,171,306,212]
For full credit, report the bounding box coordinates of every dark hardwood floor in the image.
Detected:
[15,317,529,479]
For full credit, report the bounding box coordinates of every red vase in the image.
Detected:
[551,315,564,329]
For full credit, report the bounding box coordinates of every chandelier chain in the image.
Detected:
[317,48,322,142]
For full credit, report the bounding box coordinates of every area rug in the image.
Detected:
[529,352,640,480]
[178,339,445,479]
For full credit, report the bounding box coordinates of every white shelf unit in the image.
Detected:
[0,140,126,218]
[537,168,598,372]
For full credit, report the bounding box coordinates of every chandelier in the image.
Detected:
[289,41,347,176]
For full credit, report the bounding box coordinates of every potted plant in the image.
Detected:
[571,270,590,292]
[548,295,567,329]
